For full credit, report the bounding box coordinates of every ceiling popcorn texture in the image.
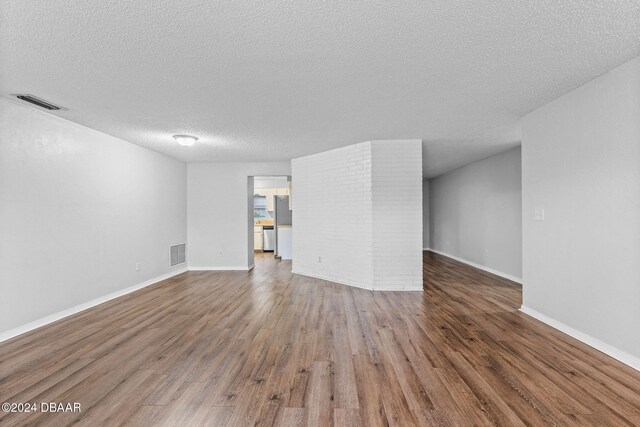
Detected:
[1,1,639,176]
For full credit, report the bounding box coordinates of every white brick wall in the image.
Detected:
[371,140,423,290]
[292,142,374,289]
[292,140,422,291]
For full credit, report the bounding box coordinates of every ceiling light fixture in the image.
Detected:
[173,134,198,147]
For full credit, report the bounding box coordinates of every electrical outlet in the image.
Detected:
[318,256,322,263]
[218,250,223,255]
[136,262,141,271]
[534,207,545,221]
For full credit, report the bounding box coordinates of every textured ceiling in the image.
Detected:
[1,1,639,177]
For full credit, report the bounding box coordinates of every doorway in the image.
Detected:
[248,176,292,269]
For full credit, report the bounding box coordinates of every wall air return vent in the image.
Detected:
[13,94,68,111]
[170,243,186,267]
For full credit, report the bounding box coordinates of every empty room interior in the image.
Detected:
[1,1,640,426]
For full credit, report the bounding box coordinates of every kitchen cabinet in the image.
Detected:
[254,226,263,251]
[265,190,275,212]
[256,187,289,212]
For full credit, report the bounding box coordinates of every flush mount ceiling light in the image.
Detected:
[173,134,198,147]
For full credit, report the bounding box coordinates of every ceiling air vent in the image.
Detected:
[13,94,67,111]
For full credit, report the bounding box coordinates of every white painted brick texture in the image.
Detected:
[371,140,423,290]
[292,140,422,291]
[292,142,374,289]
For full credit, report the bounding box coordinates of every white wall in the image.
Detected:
[292,142,374,289]
[254,176,289,189]
[429,147,522,280]
[422,179,430,249]
[187,162,291,270]
[292,140,422,291]
[0,99,187,335]
[371,140,423,290]
[522,56,640,364]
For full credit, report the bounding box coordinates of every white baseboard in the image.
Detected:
[376,286,423,292]
[0,267,188,344]
[520,305,640,372]
[423,247,431,251]
[427,248,522,284]
[291,270,422,292]
[188,265,253,271]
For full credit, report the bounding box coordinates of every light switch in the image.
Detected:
[534,207,545,221]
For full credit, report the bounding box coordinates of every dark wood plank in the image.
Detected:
[0,251,638,426]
